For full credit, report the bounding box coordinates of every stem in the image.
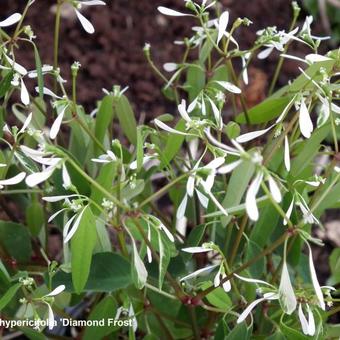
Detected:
[53,0,62,72]
[139,171,192,209]
[229,215,248,265]
[268,10,299,95]
[226,60,250,124]
[188,306,200,340]
[133,218,185,299]
[65,156,128,210]
[193,231,289,301]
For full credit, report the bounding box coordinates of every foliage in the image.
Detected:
[0,0,339,339]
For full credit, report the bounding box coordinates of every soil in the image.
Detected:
[1,0,328,114]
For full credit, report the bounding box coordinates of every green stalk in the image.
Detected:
[65,156,128,210]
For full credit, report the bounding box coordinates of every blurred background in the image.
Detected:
[1,0,339,115]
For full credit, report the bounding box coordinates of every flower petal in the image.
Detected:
[181,246,213,253]
[279,261,297,314]
[64,208,86,243]
[283,199,294,226]
[45,284,65,297]
[307,305,316,336]
[299,100,313,138]
[25,166,56,187]
[308,244,325,310]
[163,62,178,72]
[218,160,242,174]
[50,106,66,139]
[245,172,263,221]
[258,47,274,59]
[268,175,282,203]
[154,119,189,135]
[20,79,30,106]
[236,125,273,143]
[178,99,191,122]
[62,163,71,188]
[237,297,266,323]
[284,135,291,172]
[179,264,218,281]
[157,6,191,17]
[176,194,188,219]
[215,81,241,94]
[0,172,26,186]
[0,13,22,27]
[217,11,229,44]
[47,303,55,330]
[75,9,95,34]
[298,304,309,335]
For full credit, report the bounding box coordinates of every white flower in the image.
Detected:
[157,6,193,17]
[0,172,26,189]
[307,243,325,310]
[0,13,22,27]
[214,265,231,293]
[74,0,106,34]
[63,206,87,243]
[235,274,278,323]
[217,11,229,44]
[237,292,279,323]
[50,105,68,140]
[180,264,218,282]
[163,63,178,72]
[298,304,315,336]
[91,150,117,163]
[299,99,313,139]
[257,27,299,60]
[26,163,59,187]
[214,80,241,94]
[278,261,297,315]
[245,172,263,221]
[284,135,290,172]
[236,125,274,143]
[176,156,228,219]
[42,285,65,330]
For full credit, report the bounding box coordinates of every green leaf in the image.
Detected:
[280,318,310,340]
[33,43,44,100]
[90,162,116,213]
[94,95,114,155]
[161,119,186,167]
[329,248,340,284]
[185,64,205,101]
[236,97,292,124]
[26,202,44,236]
[225,121,240,139]
[236,58,336,124]
[131,237,148,289]
[200,282,231,310]
[0,221,32,262]
[83,296,118,340]
[19,328,47,340]
[71,206,97,294]
[225,323,250,340]
[53,253,132,292]
[115,95,137,145]
[136,126,144,171]
[0,71,14,98]
[158,232,170,288]
[0,260,10,287]
[0,283,21,311]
